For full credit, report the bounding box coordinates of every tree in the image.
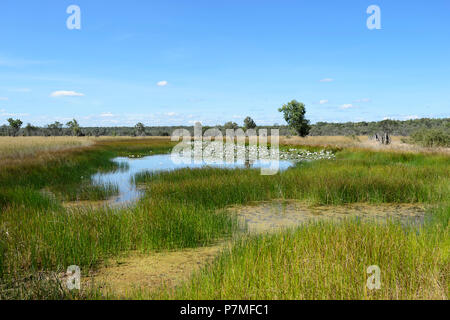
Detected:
[46,122,63,136]
[24,123,38,136]
[7,118,23,137]
[243,116,257,130]
[223,121,239,130]
[66,119,82,136]
[135,122,146,136]
[278,100,311,137]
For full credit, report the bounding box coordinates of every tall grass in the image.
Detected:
[0,138,238,279]
[0,138,174,209]
[0,136,94,161]
[153,214,448,300]
[0,203,239,279]
[136,149,449,206]
[0,139,448,299]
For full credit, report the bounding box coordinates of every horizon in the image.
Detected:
[1,1,449,127]
[2,116,449,129]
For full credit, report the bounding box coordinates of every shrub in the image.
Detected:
[410,129,450,147]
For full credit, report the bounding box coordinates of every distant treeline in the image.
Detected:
[0,118,448,137]
[309,118,449,136]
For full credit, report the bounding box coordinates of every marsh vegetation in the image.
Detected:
[0,136,448,300]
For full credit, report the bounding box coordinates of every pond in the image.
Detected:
[92,154,296,205]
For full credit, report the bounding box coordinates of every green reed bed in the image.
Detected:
[0,149,120,208]
[0,202,238,282]
[0,139,175,209]
[0,139,235,273]
[135,150,449,207]
[0,142,448,299]
[128,149,448,300]
[152,209,448,300]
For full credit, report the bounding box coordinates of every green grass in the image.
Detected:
[0,139,448,299]
[0,139,238,290]
[135,149,449,206]
[151,211,448,300]
[0,139,174,209]
[0,149,119,209]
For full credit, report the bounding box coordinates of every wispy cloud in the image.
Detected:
[0,56,49,67]
[320,78,334,82]
[404,115,419,120]
[157,81,168,87]
[340,104,356,109]
[50,90,85,97]
[0,109,29,117]
[354,98,371,103]
[8,88,31,93]
[100,112,115,117]
[0,97,8,101]
[319,99,329,104]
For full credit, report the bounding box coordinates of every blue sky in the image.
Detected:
[0,0,449,127]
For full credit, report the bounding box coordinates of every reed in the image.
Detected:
[0,138,448,299]
[153,210,448,300]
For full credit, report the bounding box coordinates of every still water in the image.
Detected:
[92,154,295,205]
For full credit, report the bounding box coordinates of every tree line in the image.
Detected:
[1,100,448,137]
[2,117,448,137]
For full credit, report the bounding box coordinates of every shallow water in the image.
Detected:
[92,154,295,205]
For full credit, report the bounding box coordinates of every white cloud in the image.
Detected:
[166,112,176,116]
[100,112,115,117]
[50,90,85,97]
[319,99,329,104]
[0,109,29,117]
[320,78,334,82]
[8,88,31,93]
[0,56,47,67]
[354,98,371,103]
[404,115,419,120]
[340,104,355,109]
[0,97,8,101]
[157,81,168,87]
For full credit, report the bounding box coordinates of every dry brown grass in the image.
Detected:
[0,136,94,160]
[0,135,447,167]
[281,135,450,154]
[0,136,171,165]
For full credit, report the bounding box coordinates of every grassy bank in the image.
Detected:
[0,138,239,295]
[0,138,448,299]
[136,149,449,207]
[0,138,174,207]
[151,204,448,300]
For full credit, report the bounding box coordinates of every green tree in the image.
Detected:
[46,121,63,136]
[278,100,311,137]
[66,119,82,136]
[135,122,146,136]
[223,121,239,130]
[24,123,38,136]
[7,118,23,137]
[243,116,257,130]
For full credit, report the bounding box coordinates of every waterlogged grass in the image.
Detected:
[1,138,237,275]
[136,149,449,207]
[153,213,448,300]
[0,203,238,278]
[0,149,119,209]
[0,138,174,209]
[0,138,448,299]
